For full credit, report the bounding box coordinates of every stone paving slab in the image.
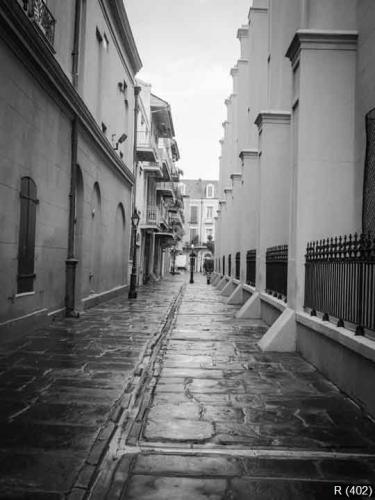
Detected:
[105,275,375,499]
[139,280,375,453]
[0,276,184,498]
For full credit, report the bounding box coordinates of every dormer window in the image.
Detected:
[179,183,186,195]
[206,184,214,198]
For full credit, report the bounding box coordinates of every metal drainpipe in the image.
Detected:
[65,0,81,317]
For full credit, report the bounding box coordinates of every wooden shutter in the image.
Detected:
[17,177,37,293]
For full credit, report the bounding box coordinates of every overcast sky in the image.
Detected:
[125,0,252,180]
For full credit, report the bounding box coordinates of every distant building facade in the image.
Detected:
[135,81,184,283]
[180,179,218,271]
[0,0,141,336]
[214,0,375,417]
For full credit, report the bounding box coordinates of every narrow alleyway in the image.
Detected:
[1,274,375,499]
[89,274,375,500]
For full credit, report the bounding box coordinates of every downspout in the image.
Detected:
[65,0,81,317]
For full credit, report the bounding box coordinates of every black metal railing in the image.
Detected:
[235,252,240,280]
[304,233,375,334]
[246,249,256,286]
[228,254,231,277]
[21,0,56,46]
[266,245,288,300]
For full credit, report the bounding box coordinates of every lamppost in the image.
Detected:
[170,243,177,275]
[189,243,196,284]
[128,209,140,299]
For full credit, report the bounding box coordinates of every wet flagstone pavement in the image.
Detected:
[0,277,184,499]
[1,273,375,499]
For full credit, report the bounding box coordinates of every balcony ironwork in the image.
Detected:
[246,249,256,286]
[145,206,159,226]
[137,130,158,162]
[169,212,183,228]
[156,182,175,199]
[21,0,56,47]
[266,245,288,300]
[304,233,375,335]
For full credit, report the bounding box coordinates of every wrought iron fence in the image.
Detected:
[246,249,256,286]
[235,252,240,280]
[228,254,231,277]
[266,245,288,300]
[21,0,56,46]
[304,233,375,334]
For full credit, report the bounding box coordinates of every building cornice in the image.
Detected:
[255,111,291,132]
[230,66,239,77]
[224,188,233,201]
[286,29,358,68]
[248,6,268,23]
[0,2,135,186]
[239,149,259,161]
[99,0,142,78]
[237,26,249,39]
[230,173,242,183]
[237,58,248,65]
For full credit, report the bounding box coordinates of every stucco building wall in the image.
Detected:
[0,42,71,323]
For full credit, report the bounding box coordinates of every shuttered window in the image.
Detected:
[17,177,38,293]
[190,206,198,224]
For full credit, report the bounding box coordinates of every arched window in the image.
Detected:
[206,184,214,198]
[89,182,102,291]
[17,177,38,293]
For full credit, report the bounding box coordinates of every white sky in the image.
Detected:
[125,0,252,180]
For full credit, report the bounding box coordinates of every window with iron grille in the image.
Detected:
[17,177,38,293]
[235,252,240,280]
[228,254,231,277]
